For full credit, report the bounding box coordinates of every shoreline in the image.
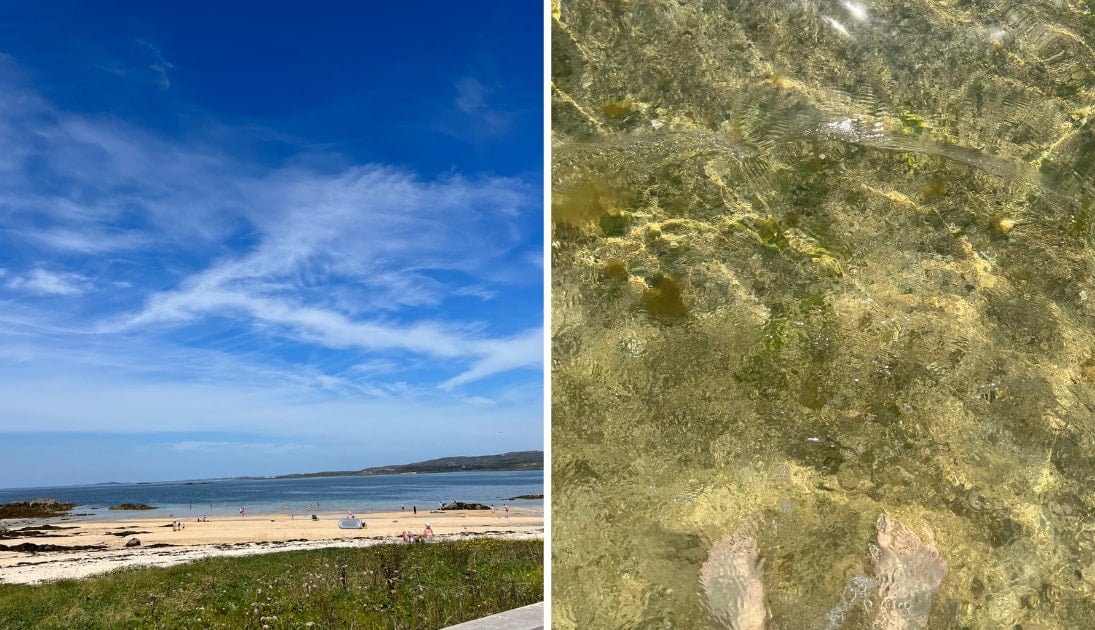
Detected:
[0,491,544,523]
[0,508,543,585]
[10,501,544,525]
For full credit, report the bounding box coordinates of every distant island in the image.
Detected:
[271,451,543,480]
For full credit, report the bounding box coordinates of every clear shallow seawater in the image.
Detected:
[553,0,1095,627]
[0,470,543,521]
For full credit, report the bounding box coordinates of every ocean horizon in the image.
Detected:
[0,470,543,522]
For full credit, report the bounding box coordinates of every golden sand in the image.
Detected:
[0,508,543,585]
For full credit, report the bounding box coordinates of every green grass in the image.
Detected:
[0,539,543,629]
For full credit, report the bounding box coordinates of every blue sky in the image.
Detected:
[0,2,544,488]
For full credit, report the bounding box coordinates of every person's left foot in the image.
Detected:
[701,519,767,629]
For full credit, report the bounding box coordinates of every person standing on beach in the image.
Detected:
[413,505,417,516]
[239,506,245,517]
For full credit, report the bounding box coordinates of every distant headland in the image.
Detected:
[268,450,543,480]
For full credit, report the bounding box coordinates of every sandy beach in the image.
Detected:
[0,507,543,585]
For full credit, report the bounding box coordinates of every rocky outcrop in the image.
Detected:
[0,499,77,519]
[0,525,76,540]
[0,542,106,552]
[440,501,490,511]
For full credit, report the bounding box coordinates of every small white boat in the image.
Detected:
[338,518,365,529]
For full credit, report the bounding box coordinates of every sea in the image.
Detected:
[0,470,543,522]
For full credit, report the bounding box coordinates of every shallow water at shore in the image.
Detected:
[552,0,1095,627]
[0,470,543,522]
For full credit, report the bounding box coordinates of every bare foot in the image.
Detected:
[700,520,767,629]
[870,514,948,630]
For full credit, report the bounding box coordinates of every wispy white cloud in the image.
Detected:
[0,6,544,487]
[0,371,542,441]
[5,268,90,295]
[441,328,543,389]
[0,296,544,437]
[86,163,542,385]
[525,249,543,269]
[349,359,400,375]
[452,285,498,300]
[455,78,489,114]
[113,286,543,385]
[13,225,154,254]
[0,316,405,402]
[0,50,542,459]
[438,76,516,140]
[1,122,241,258]
[136,39,175,90]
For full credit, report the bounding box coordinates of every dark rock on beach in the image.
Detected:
[0,499,77,519]
[109,503,156,511]
[441,501,491,511]
[125,538,141,547]
[506,494,544,500]
[0,542,106,552]
[0,525,77,540]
